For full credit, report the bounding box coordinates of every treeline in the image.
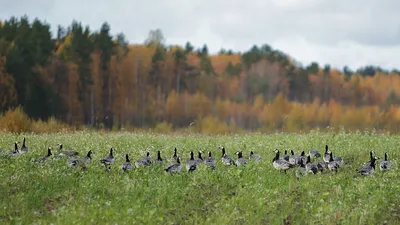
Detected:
[1,16,400,134]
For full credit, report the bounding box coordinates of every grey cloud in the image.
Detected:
[1,0,399,68]
[1,0,399,46]
[206,0,400,47]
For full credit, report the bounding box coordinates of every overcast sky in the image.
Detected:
[1,0,400,70]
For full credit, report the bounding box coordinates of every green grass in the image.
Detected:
[0,131,399,225]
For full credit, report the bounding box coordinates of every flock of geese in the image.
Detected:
[0,138,392,177]
[271,145,390,177]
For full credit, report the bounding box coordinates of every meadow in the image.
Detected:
[0,131,399,225]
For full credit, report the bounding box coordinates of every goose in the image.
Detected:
[186,151,197,172]
[379,152,390,172]
[122,154,133,172]
[249,151,261,162]
[296,158,307,178]
[7,142,20,156]
[20,137,28,154]
[359,156,379,176]
[333,154,344,168]
[309,149,321,158]
[272,149,294,172]
[298,151,306,166]
[5,142,20,156]
[323,145,330,163]
[38,147,52,163]
[79,150,93,172]
[100,148,115,170]
[235,151,248,166]
[327,152,339,172]
[82,150,93,164]
[170,147,178,163]
[135,152,152,168]
[305,155,318,174]
[67,157,79,168]
[68,150,93,167]
[288,150,300,166]
[58,144,79,157]
[205,151,216,169]
[165,157,182,174]
[316,161,326,172]
[281,150,289,161]
[220,147,235,166]
[154,151,163,165]
[195,151,204,165]
[364,150,375,166]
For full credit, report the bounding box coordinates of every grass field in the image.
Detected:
[0,131,399,225]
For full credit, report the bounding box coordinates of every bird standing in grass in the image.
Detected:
[100,148,115,170]
[323,145,330,163]
[165,157,182,174]
[288,150,299,166]
[135,152,152,168]
[316,161,326,173]
[305,155,318,174]
[58,144,79,157]
[155,151,163,165]
[82,150,93,164]
[364,150,375,166]
[220,146,235,166]
[281,150,290,161]
[205,151,216,169]
[249,151,261,162]
[186,151,197,172]
[235,151,248,166]
[13,142,19,153]
[170,147,178,163]
[195,151,204,165]
[296,158,307,178]
[309,149,321,158]
[122,154,133,172]
[7,142,20,156]
[39,147,52,163]
[298,151,306,166]
[272,149,294,173]
[333,154,344,168]
[20,137,28,154]
[359,156,379,176]
[327,152,339,172]
[68,150,93,168]
[380,152,390,172]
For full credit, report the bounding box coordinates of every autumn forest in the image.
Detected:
[1,16,400,134]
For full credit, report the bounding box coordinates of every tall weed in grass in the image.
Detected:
[0,106,32,133]
[31,117,76,133]
[0,107,79,134]
[0,131,399,224]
